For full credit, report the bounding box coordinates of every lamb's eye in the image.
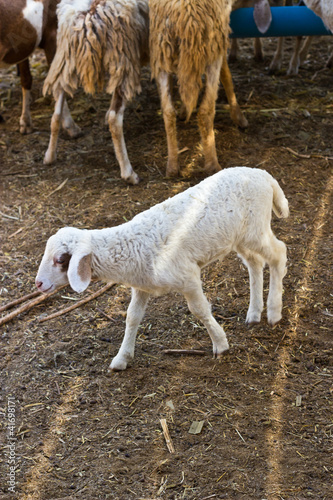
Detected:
[53,253,71,270]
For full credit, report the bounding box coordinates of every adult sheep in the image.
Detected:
[149,0,247,178]
[43,0,149,185]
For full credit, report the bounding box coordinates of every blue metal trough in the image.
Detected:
[230,6,332,38]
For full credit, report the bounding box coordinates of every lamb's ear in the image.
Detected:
[67,253,92,293]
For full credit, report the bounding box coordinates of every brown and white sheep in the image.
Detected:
[0,0,79,136]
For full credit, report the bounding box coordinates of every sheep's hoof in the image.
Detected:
[125,172,141,185]
[204,162,221,176]
[43,151,56,165]
[230,108,248,129]
[65,123,82,139]
[20,123,33,135]
[165,166,179,178]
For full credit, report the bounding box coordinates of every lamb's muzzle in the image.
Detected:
[36,167,289,371]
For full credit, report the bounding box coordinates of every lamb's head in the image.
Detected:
[36,227,92,293]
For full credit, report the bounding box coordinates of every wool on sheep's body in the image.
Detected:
[150,0,232,120]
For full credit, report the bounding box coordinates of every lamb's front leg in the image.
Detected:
[110,288,150,371]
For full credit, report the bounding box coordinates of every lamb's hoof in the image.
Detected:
[246,312,261,325]
[109,358,128,371]
[267,310,282,326]
[213,343,229,359]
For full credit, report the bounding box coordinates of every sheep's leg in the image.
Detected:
[269,38,284,74]
[287,36,303,76]
[238,250,265,324]
[260,235,287,325]
[184,287,229,358]
[44,90,65,165]
[253,38,264,62]
[61,99,82,138]
[220,56,248,129]
[228,38,239,63]
[110,289,150,371]
[198,58,223,175]
[18,60,33,134]
[106,88,140,185]
[158,71,179,177]
[298,36,314,67]
[42,39,81,139]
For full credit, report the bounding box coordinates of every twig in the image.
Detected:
[275,332,288,352]
[283,146,333,161]
[0,290,41,313]
[96,307,116,322]
[38,283,115,323]
[160,419,175,453]
[163,349,206,356]
[48,178,68,196]
[0,287,66,327]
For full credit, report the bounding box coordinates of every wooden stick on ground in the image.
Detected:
[0,290,41,313]
[0,286,66,327]
[38,283,115,323]
[163,349,206,356]
[160,418,175,453]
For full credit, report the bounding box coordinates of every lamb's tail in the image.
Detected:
[271,177,289,219]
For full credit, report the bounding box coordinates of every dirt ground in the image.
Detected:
[0,36,332,500]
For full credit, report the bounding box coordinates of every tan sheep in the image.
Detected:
[43,0,149,185]
[150,0,248,178]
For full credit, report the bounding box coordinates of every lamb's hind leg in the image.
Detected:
[106,88,140,185]
[198,58,222,175]
[238,249,265,324]
[110,288,150,371]
[184,286,229,358]
[261,235,287,325]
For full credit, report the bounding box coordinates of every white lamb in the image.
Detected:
[36,167,289,371]
[43,0,149,185]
